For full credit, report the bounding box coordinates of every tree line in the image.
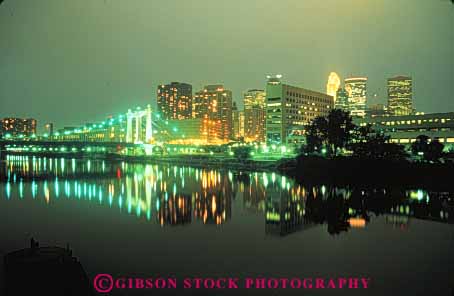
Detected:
[302,109,446,162]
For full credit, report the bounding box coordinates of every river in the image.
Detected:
[0,155,453,295]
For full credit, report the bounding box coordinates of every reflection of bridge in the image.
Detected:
[0,140,138,154]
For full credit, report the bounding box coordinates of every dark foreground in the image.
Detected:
[280,155,454,190]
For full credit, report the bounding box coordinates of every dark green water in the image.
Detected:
[0,155,453,296]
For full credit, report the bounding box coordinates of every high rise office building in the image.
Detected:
[243,89,266,142]
[335,88,349,111]
[157,82,192,120]
[193,84,233,142]
[265,75,334,145]
[0,118,37,137]
[387,76,413,116]
[345,77,367,117]
[232,102,245,140]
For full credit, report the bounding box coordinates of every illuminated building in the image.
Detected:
[387,76,413,116]
[157,82,192,120]
[326,72,341,102]
[44,123,54,136]
[193,85,233,143]
[335,88,349,111]
[243,89,266,142]
[0,118,37,137]
[265,75,334,145]
[156,118,205,144]
[232,102,245,140]
[354,112,454,150]
[345,77,367,117]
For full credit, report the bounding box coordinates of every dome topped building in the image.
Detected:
[326,72,341,102]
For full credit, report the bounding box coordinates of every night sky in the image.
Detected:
[0,0,453,131]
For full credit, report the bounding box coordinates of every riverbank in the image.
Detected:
[278,155,454,190]
[1,151,286,172]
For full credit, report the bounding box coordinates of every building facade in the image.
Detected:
[157,82,192,120]
[354,112,454,150]
[345,77,367,117]
[0,118,37,137]
[243,89,266,142]
[232,102,245,140]
[387,76,413,116]
[335,88,349,111]
[193,85,233,143]
[265,75,334,145]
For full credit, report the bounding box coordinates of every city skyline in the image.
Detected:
[0,0,453,129]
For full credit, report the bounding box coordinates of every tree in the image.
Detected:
[411,135,430,156]
[349,131,407,160]
[411,135,444,162]
[303,109,354,156]
[232,146,252,160]
[304,116,328,154]
[326,109,356,156]
[426,139,444,162]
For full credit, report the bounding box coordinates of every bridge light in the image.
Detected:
[4,133,11,138]
[43,133,49,138]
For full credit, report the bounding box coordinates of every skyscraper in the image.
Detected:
[345,77,367,117]
[232,102,245,140]
[243,89,266,142]
[0,118,37,137]
[193,84,233,142]
[326,72,341,102]
[265,75,334,145]
[44,123,54,136]
[387,76,413,116]
[335,88,349,111]
[157,82,192,120]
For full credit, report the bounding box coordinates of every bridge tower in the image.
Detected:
[126,109,134,143]
[145,104,153,143]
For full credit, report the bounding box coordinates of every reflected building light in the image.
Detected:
[55,178,60,198]
[98,188,102,204]
[119,195,123,210]
[5,182,11,199]
[19,179,24,199]
[348,218,366,228]
[32,180,37,199]
[44,181,50,204]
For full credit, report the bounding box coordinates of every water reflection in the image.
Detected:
[1,155,453,235]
